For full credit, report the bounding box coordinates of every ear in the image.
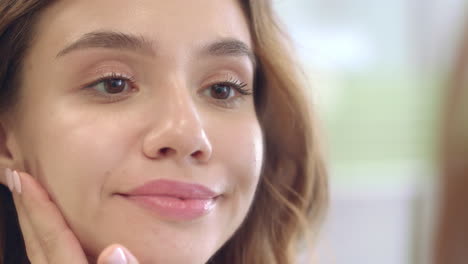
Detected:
[0,120,21,188]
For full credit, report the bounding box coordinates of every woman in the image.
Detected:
[0,0,328,263]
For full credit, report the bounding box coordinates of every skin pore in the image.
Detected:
[1,0,263,263]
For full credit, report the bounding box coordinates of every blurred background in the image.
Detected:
[272,0,468,263]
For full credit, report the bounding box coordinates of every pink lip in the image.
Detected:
[118,179,219,221]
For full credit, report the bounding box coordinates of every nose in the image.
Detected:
[142,86,213,164]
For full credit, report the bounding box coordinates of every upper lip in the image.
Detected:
[120,179,219,199]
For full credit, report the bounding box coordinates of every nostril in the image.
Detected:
[159,147,175,156]
[191,150,203,159]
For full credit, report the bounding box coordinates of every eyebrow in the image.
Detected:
[203,39,257,68]
[56,31,155,58]
[56,30,256,67]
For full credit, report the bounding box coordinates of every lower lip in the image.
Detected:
[121,195,217,221]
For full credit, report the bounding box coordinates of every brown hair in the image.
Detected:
[0,2,52,263]
[434,17,468,264]
[0,1,328,263]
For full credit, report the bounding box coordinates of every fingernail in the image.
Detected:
[12,170,22,194]
[4,168,14,192]
[107,247,128,264]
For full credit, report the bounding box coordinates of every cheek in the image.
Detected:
[227,128,263,189]
[19,109,140,220]
[209,115,263,207]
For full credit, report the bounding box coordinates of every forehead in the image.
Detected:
[30,0,252,61]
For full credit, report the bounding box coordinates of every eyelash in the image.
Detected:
[83,72,137,102]
[206,76,251,108]
[83,72,253,106]
[217,76,251,95]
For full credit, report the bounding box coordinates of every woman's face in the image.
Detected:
[7,0,263,263]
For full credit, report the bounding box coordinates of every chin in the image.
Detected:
[98,232,219,264]
[127,248,212,264]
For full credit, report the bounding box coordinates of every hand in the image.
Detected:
[2,169,140,264]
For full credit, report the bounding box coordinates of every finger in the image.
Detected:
[97,244,140,264]
[12,170,88,264]
[3,168,46,263]
[12,192,48,264]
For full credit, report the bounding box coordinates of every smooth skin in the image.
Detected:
[0,0,263,263]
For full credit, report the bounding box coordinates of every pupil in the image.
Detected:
[105,79,126,93]
[212,84,230,99]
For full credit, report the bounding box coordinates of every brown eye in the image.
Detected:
[210,84,234,100]
[89,76,134,96]
[84,73,137,102]
[101,78,128,94]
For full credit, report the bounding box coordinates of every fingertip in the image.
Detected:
[122,246,139,264]
[12,170,22,194]
[98,244,139,264]
[13,170,47,199]
[10,170,27,196]
[1,168,22,194]
[2,168,13,191]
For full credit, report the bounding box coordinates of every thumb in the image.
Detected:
[97,244,140,264]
